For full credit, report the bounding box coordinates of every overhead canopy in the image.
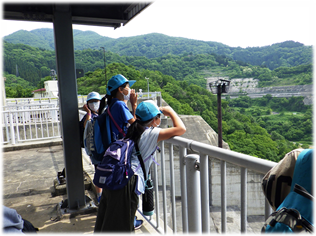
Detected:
[3,3,151,29]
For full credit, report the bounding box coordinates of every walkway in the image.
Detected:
[2,139,156,234]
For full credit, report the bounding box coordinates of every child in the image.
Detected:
[80,91,102,202]
[94,100,186,232]
[102,74,138,141]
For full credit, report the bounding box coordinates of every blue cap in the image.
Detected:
[87,91,101,102]
[136,100,162,121]
[106,74,136,95]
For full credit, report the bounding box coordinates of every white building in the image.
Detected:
[32,80,58,98]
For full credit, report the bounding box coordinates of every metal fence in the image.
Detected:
[1,107,61,144]
[5,92,161,107]
[2,95,275,233]
[144,136,276,234]
[5,97,59,106]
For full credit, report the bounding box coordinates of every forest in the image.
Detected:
[3,41,312,97]
[2,33,313,162]
[76,62,310,162]
[4,29,312,70]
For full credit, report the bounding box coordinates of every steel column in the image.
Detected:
[186,154,201,233]
[200,154,210,233]
[160,141,168,233]
[221,160,226,233]
[169,143,177,233]
[265,199,272,220]
[179,147,188,233]
[53,5,86,209]
[241,167,247,232]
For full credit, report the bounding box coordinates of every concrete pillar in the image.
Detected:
[0,76,6,106]
[53,4,86,209]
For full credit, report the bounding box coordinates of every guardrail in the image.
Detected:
[2,98,275,233]
[6,92,161,107]
[1,107,61,144]
[3,103,57,111]
[145,136,276,234]
[5,97,59,105]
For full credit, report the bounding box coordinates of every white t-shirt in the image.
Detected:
[130,126,161,194]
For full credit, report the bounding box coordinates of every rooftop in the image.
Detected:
[2,139,156,234]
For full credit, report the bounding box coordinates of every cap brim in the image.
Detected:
[128,80,136,87]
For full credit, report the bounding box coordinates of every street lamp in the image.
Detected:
[50,69,56,80]
[209,79,230,148]
[145,77,149,98]
[100,47,106,85]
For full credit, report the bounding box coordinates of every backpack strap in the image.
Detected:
[290,149,312,193]
[135,142,147,181]
[107,106,126,137]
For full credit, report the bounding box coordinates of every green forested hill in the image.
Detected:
[3,41,312,90]
[75,62,308,161]
[3,29,312,70]
[3,44,312,160]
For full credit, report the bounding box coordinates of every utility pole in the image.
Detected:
[145,77,149,98]
[100,47,106,85]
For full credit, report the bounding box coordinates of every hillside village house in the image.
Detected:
[32,80,58,98]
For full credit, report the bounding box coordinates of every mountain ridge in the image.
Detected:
[3,28,312,70]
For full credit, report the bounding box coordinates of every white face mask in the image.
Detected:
[88,101,100,112]
[121,88,131,101]
[154,117,161,127]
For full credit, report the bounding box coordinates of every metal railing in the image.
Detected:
[1,107,61,144]
[3,103,57,111]
[144,136,276,234]
[1,102,276,233]
[5,97,59,105]
[5,92,161,107]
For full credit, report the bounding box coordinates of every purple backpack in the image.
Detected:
[93,139,137,190]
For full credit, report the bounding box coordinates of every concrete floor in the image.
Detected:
[2,139,265,234]
[2,141,156,234]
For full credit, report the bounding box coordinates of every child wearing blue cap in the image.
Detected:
[97,74,143,228]
[80,91,103,202]
[99,74,138,140]
[94,100,186,232]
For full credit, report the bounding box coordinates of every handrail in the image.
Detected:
[145,135,276,234]
[167,136,276,174]
[1,107,61,144]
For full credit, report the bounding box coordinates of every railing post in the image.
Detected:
[200,154,210,233]
[160,140,168,234]
[179,147,188,233]
[9,113,15,144]
[185,154,201,233]
[169,143,177,233]
[221,160,226,233]
[241,167,247,233]
[265,199,272,220]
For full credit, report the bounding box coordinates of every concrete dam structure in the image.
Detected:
[206,77,313,105]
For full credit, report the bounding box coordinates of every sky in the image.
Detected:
[1,0,315,48]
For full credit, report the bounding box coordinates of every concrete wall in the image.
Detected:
[155,115,266,216]
[209,158,265,215]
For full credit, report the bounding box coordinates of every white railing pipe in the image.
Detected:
[200,153,210,233]
[241,167,247,232]
[9,113,15,144]
[179,146,188,233]
[186,154,201,233]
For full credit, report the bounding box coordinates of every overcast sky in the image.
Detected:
[1,0,315,48]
